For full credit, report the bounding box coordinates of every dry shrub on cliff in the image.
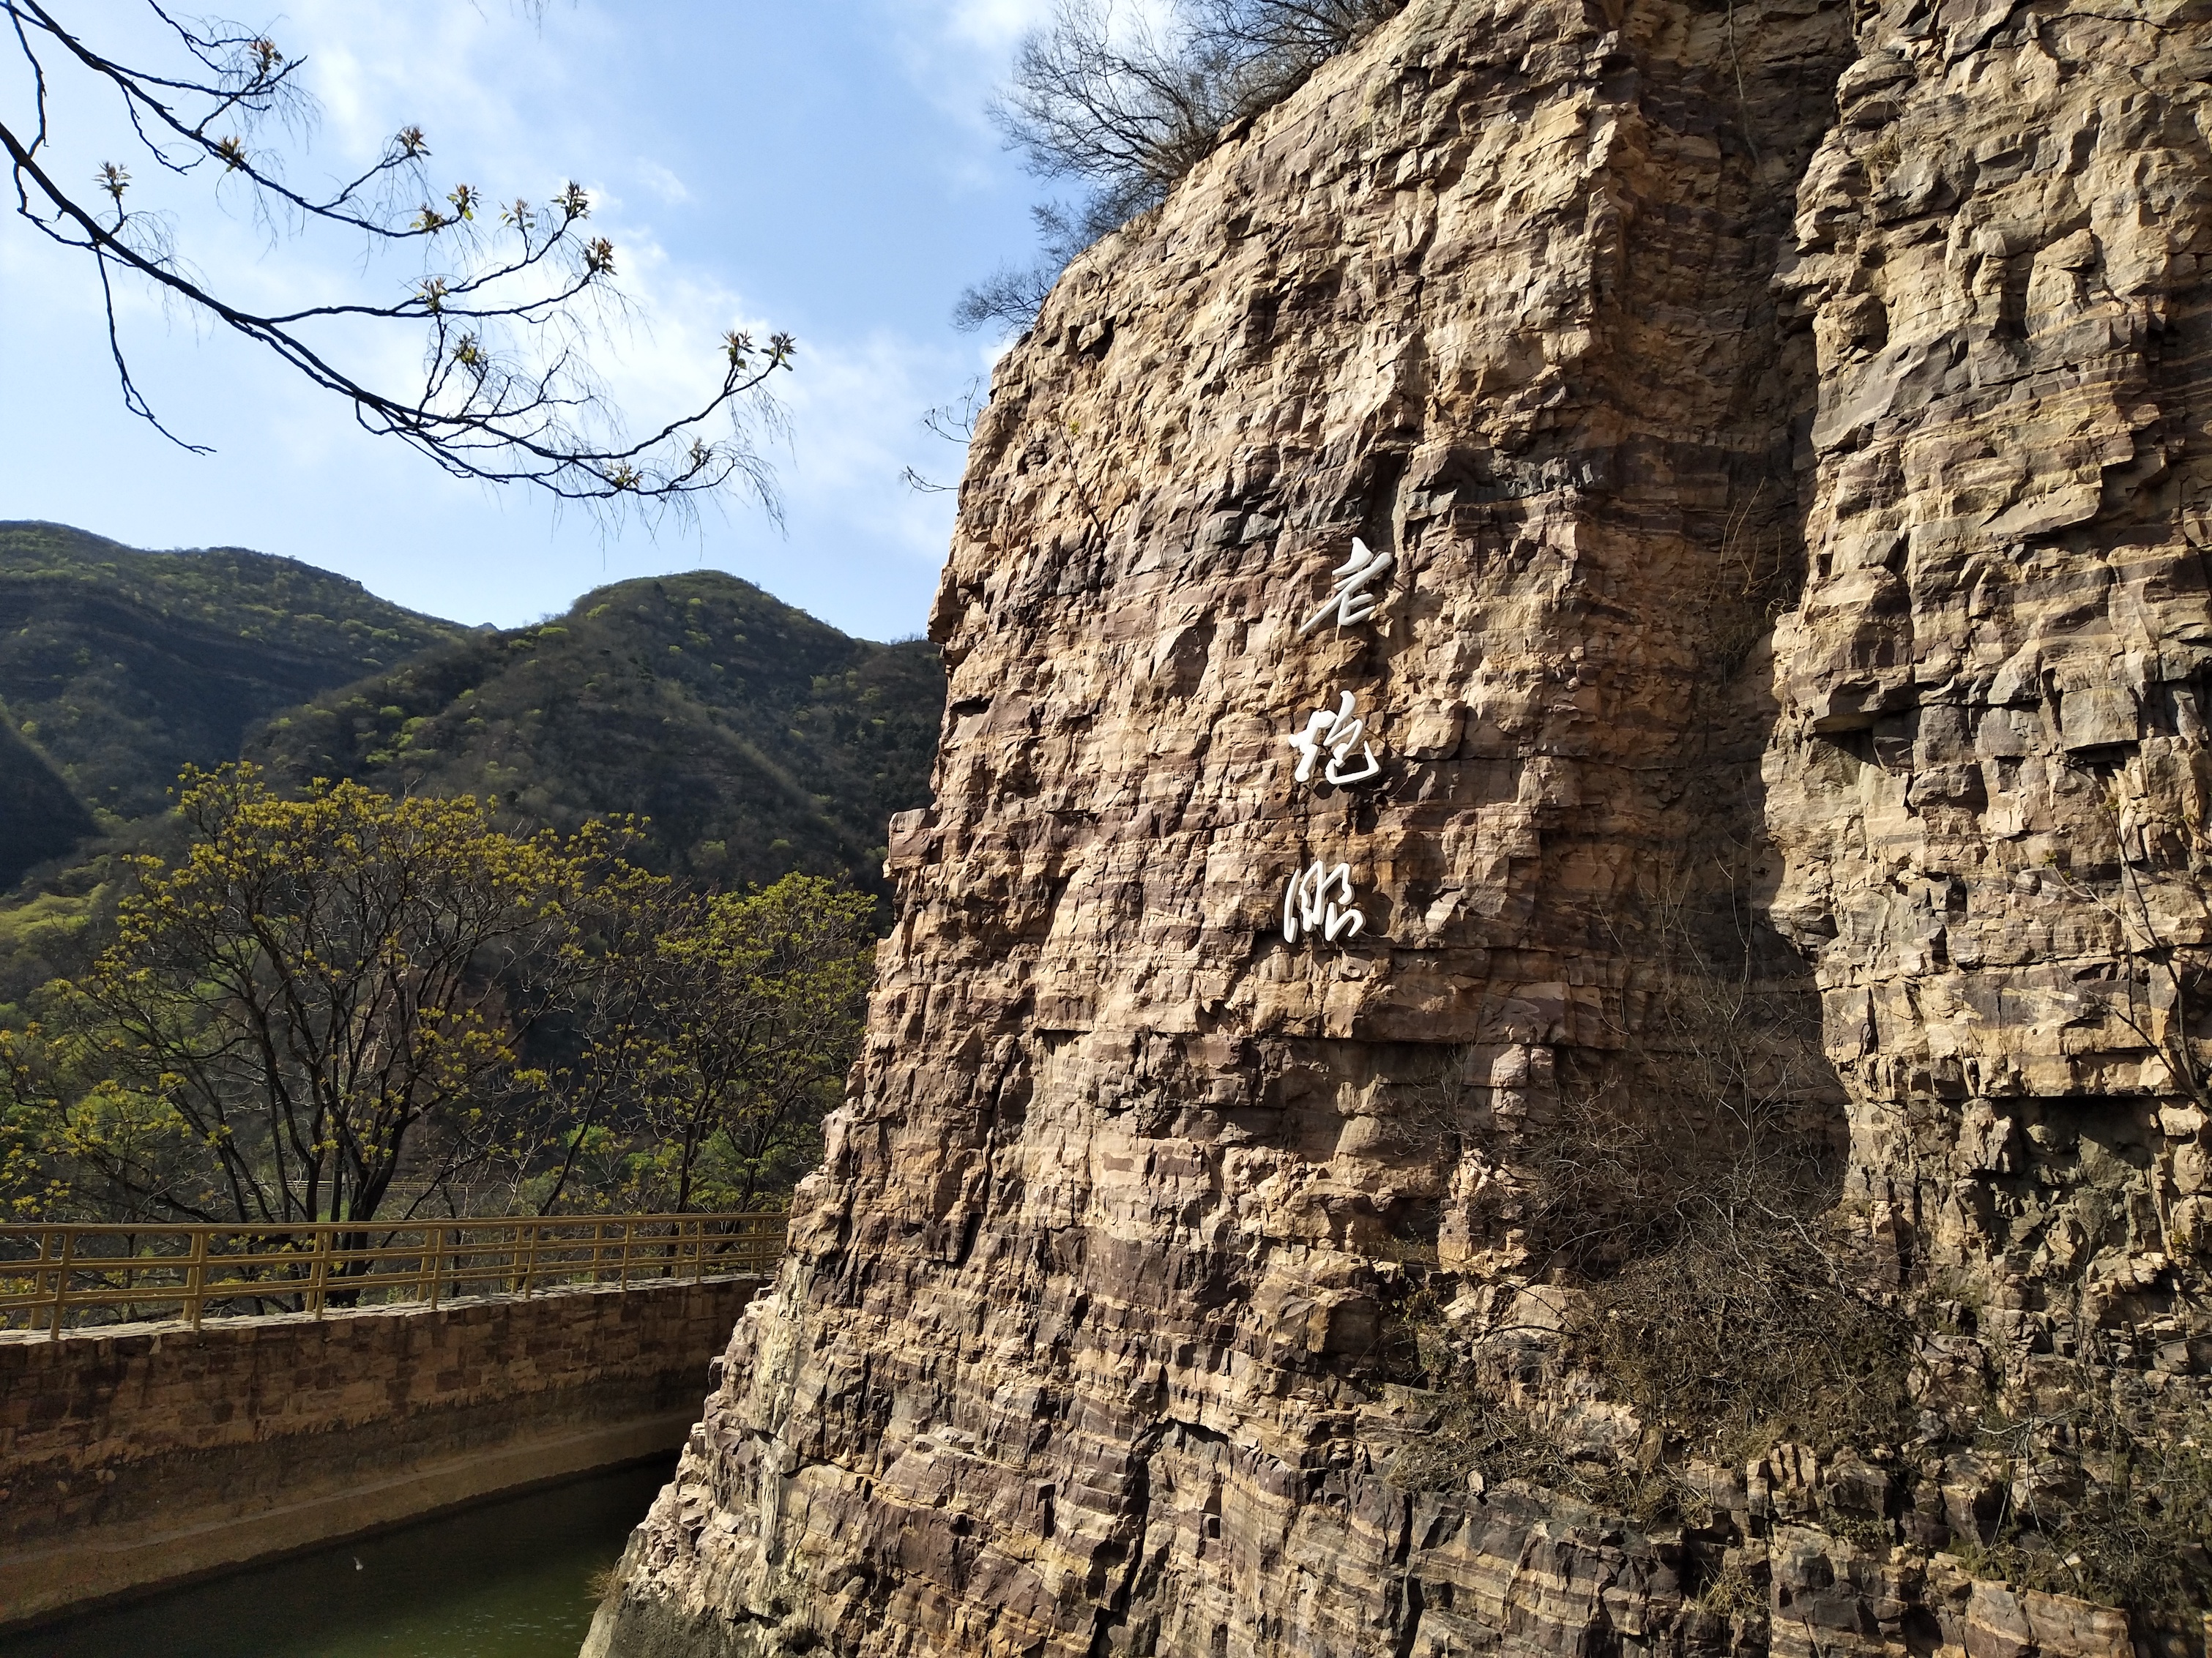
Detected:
[1540,897,1921,1460]
[1511,897,1839,1277]
[1395,893,1918,1501]
[1575,1220,1916,1463]
[1705,478,1806,677]
[1392,902,2212,1627]
[1388,1368,1658,1517]
[1959,1370,2212,1623]
[1400,1111,1914,1512]
[2047,832,2212,1132]
[959,0,1406,332]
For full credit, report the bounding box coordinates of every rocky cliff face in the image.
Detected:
[1764,0,2212,1334]
[584,0,2212,1653]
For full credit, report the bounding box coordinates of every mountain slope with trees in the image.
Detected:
[245,570,942,895]
[0,521,466,852]
[0,528,943,1017]
[0,722,95,891]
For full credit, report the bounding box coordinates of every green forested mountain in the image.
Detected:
[0,526,944,1013]
[0,521,466,833]
[0,720,96,886]
[246,571,942,894]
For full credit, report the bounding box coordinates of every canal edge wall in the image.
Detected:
[0,1275,761,1631]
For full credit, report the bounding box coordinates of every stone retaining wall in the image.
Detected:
[0,1276,759,1630]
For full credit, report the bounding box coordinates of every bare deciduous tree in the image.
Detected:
[960,0,1404,334]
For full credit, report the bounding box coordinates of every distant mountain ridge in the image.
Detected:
[0,521,466,837]
[0,522,943,915]
[247,570,943,893]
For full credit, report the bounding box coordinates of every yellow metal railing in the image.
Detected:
[0,1212,789,1337]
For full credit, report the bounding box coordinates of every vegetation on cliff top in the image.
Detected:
[960,0,1407,332]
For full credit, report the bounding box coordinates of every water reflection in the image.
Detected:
[1,1459,671,1658]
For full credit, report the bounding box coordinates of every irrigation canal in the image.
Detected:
[0,1459,669,1658]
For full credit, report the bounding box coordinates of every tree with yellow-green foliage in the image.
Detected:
[3,766,638,1225]
[537,875,876,1215]
[1,766,882,1225]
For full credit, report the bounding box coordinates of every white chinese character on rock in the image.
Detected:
[1297,537,1394,637]
[1283,859,1366,944]
[1286,691,1382,787]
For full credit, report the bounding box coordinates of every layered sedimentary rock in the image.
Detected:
[1763,0,2212,1334]
[585,0,2212,1651]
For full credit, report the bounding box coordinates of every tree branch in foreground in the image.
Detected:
[3,2,792,512]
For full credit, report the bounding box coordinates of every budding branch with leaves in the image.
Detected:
[1,2,794,508]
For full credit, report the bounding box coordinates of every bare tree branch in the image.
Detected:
[959,0,1404,334]
[3,3,794,513]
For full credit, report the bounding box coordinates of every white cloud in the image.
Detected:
[551,237,966,573]
[779,331,968,550]
[634,160,693,205]
[280,1,569,179]
[876,0,1053,132]
[943,0,1060,50]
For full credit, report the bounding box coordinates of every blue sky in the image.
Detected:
[0,2,1060,639]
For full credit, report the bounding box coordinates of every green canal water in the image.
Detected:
[1,1459,672,1658]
